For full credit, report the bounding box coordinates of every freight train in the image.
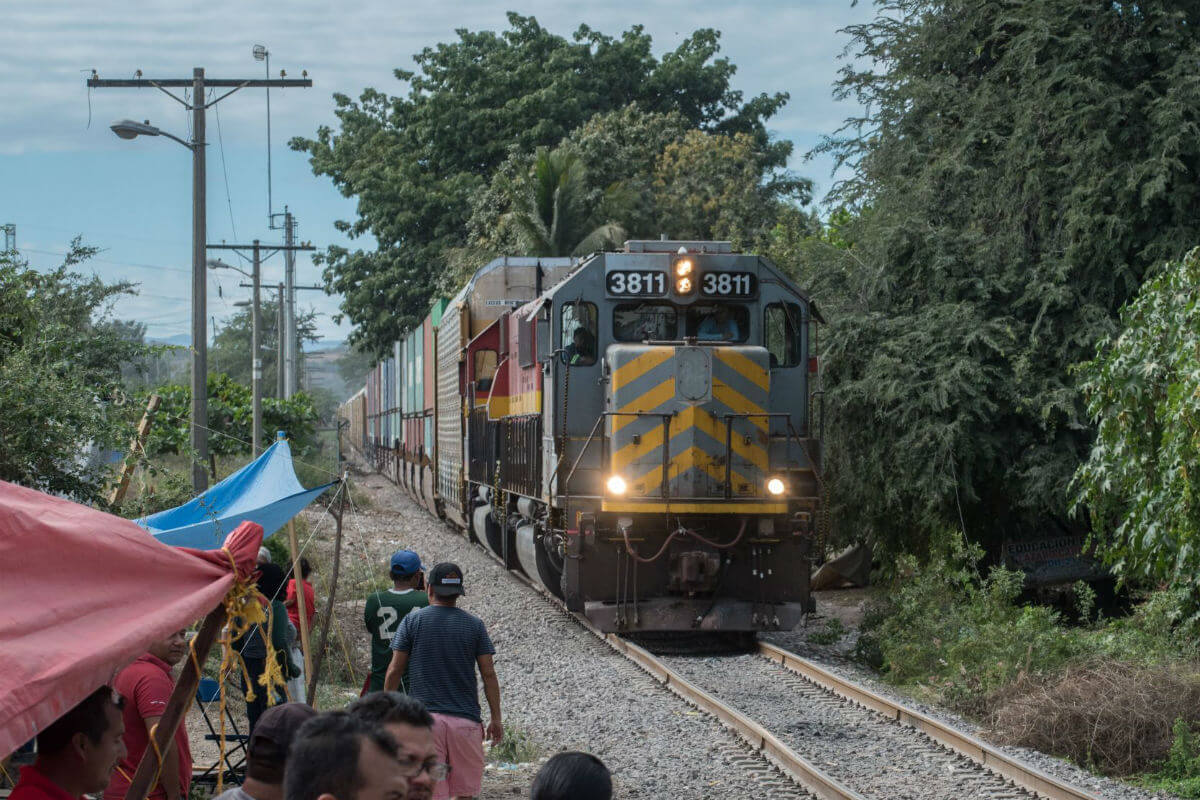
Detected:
[340,240,825,636]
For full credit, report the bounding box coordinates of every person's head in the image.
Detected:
[347,692,440,800]
[147,628,189,667]
[245,702,318,786]
[530,752,612,800]
[257,562,287,602]
[299,557,312,580]
[426,562,465,606]
[36,686,127,793]
[573,327,593,355]
[714,305,730,322]
[285,712,408,800]
[258,546,273,567]
[389,550,423,588]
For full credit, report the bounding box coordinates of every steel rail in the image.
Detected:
[500,564,866,800]
[356,451,1095,800]
[756,641,1103,800]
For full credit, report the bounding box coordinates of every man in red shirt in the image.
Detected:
[104,629,193,800]
[10,686,127,800]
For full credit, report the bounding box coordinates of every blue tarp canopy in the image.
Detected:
[137,440,335,549]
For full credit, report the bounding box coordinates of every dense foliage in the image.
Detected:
[0,242,149,504]
[778,0,1200,556]
[1072,250,1200,604]
[292,13,795,355]
[145,373,319,458]
[857,531,1199,717]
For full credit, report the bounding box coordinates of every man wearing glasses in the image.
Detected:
[348,692,448,800]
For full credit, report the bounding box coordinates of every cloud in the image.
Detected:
[3,0,870,159]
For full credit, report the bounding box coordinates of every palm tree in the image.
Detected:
[502,148,627,257]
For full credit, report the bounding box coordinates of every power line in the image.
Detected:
[21,247,191,275]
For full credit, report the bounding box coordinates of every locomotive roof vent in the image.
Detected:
[623,239,734,255]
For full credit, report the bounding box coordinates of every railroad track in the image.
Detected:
[501,561,1102,800]
[362,461,1104,800]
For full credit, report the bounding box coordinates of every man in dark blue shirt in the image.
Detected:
[385,563,501,800]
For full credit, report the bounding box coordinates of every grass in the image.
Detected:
[488,724,540,764]
[806,618,847,646]
[854,529,1200,778]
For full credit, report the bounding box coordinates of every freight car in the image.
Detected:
[341,240,825,636]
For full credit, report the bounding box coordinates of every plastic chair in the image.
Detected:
[193,676,249,785]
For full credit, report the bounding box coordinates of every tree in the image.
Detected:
[801,1,1200,556]
[653,129,809,246]
[0,241,150,504]
[209,298,319,393]
[145,373,320,457]
[466,104,810,274]
[501,148,626,257]
[1072,249,1200,596]
[292,14,790,355]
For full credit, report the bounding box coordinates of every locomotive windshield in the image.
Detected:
[685,304,749,342]
[613,302,677,341]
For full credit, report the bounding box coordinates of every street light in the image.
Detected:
[110,110,209,493]
[207,257,251,278]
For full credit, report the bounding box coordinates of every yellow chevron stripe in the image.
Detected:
[627,446,755,491]
[714,349,769,393]
[675,406,768,470]
[612,423,665,472]
[712,383,768,432]
[611,378,676,435]
[612,348,673,391]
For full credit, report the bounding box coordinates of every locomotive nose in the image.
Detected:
[605,343,770,502]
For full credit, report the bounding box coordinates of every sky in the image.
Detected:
[0,0,873,345]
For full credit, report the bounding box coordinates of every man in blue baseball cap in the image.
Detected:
[363,549,429,693]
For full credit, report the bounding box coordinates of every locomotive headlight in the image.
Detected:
[606,475,628,495]
[675,258,693,277]
[675,276,693,294]
[766,477,786,496]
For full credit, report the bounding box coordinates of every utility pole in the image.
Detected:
[214,239,313,454]
[252,243,262,454]
[271,207,301,398]
[277,281,286,399]
[89,67,311,493]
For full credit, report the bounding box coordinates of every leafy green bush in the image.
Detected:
[489,724,539,764]
[262,534,292,568]
[144,373,319,458]
[0,243,151,505]
[1073,248,1200,622]
[858,527,1200,719]
[858,529,1084,714]
[806,618,847,646]
[1140,719,1200,797]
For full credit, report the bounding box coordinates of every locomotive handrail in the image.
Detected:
[555,410,673,500]
[720,412,820,500]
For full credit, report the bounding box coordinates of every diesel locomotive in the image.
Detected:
[340,240,825,635]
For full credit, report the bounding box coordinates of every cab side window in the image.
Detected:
[474,350,498,393]
[561,302,598,366]
[764,303,801,368]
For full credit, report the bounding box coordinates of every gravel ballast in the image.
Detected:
[763,627,1178,800]
[334,468,809,799]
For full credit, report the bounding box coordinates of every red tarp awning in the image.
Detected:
[0,480,261,758]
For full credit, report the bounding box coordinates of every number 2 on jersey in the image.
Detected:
[376,605,399,641]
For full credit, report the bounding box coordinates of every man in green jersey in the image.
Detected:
[364,550,429,692]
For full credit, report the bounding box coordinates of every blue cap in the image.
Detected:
[390,549,423,577]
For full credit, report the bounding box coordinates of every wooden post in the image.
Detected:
[124,605,227,800]
[288,518,313,701]
[307,482,346,704]
[109,394,161,507]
